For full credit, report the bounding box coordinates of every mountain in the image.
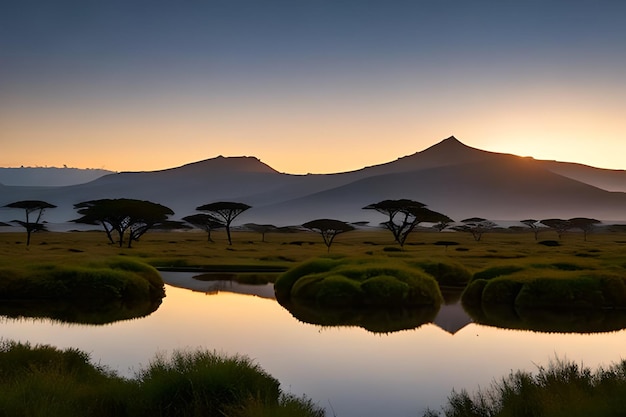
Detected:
[0,167,113,186]
[0,136,624,228]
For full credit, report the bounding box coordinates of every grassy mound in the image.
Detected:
[0,340,324,417]
[409,260,471,287]
[0,258,165,324]
[0,258,165,302]
[463,262,626,310]
[275,257,443,307]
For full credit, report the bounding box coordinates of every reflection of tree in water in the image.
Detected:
[463,301,626,334]
[0,297,162,325]
[277,298,439,334]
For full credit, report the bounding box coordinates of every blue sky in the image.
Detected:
[2,1,625,173]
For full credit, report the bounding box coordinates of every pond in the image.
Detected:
[2,271,626,417]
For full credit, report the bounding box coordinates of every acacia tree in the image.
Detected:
[540,218,571,239]
[568,217,601,241]
[3,200,57,246]
[73,198,174,247]
[196,201,251,245]
[363,199,452,247]
[302,219,355,252]
[520,219,542,240]
[453,217,497,241]
[244,223,278,242]
[183,213,224,242]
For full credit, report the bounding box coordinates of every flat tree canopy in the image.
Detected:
[453,217,497,241]
[73,198,174,247]
[244,223,278,242]
[4,200,57,246]
[182,213,224,242]
[196,201,251,245]
[363,199,452,247]
[302,218,355,252]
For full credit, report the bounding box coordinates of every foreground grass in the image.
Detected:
[425,357,626,417]
[0,340,324,417]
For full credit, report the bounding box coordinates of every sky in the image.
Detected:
[1,0,625,174]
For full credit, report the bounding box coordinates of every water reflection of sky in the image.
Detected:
[1,285,626,417]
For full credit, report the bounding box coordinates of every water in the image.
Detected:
[2,272,626,417]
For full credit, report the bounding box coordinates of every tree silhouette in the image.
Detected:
[302,219,355,252]
[363,199,452,247]
[244,223,278,242]
[183,213,224,242]
[3,200,56,246]
[540,218,571,239]
[196,202,251,245]
[568,217,601,241]
[73,199,174,247]
[520,219,542,240]
[453,218,496,241]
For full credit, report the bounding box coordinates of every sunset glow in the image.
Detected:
[1,1,625,173]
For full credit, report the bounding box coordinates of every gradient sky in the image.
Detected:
[2,1,625,174]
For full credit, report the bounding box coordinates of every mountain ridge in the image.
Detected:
[1,136,624,227]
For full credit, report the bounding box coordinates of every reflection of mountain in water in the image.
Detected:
[160,271,276,299]
[161,271,474,333]
[433,303,473,334]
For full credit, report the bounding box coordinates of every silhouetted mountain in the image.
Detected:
[537,160,626,193]
[0,137,624,227]
[0,167,113,186]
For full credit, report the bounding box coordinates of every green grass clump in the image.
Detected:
[515,276,605,309]
[136,349,281,417]
[274,257,343,299]
[411,260,472,286]
[0,340,324,417]
[0,257,164,302]
[424,357,626,417]
[275,257,443,307]
[0,340,133,417]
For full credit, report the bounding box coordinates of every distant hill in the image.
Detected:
[0,137,624,228]
[0,167,114,186]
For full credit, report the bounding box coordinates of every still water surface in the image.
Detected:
[2,272,626,417]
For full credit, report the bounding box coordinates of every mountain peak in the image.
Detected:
[426,135,470,150]
[172,155,278,175]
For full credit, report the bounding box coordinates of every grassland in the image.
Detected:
[2,227,625,289]
[1,226,624,281]
[2,226,625,323]
[2,227,626,415]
